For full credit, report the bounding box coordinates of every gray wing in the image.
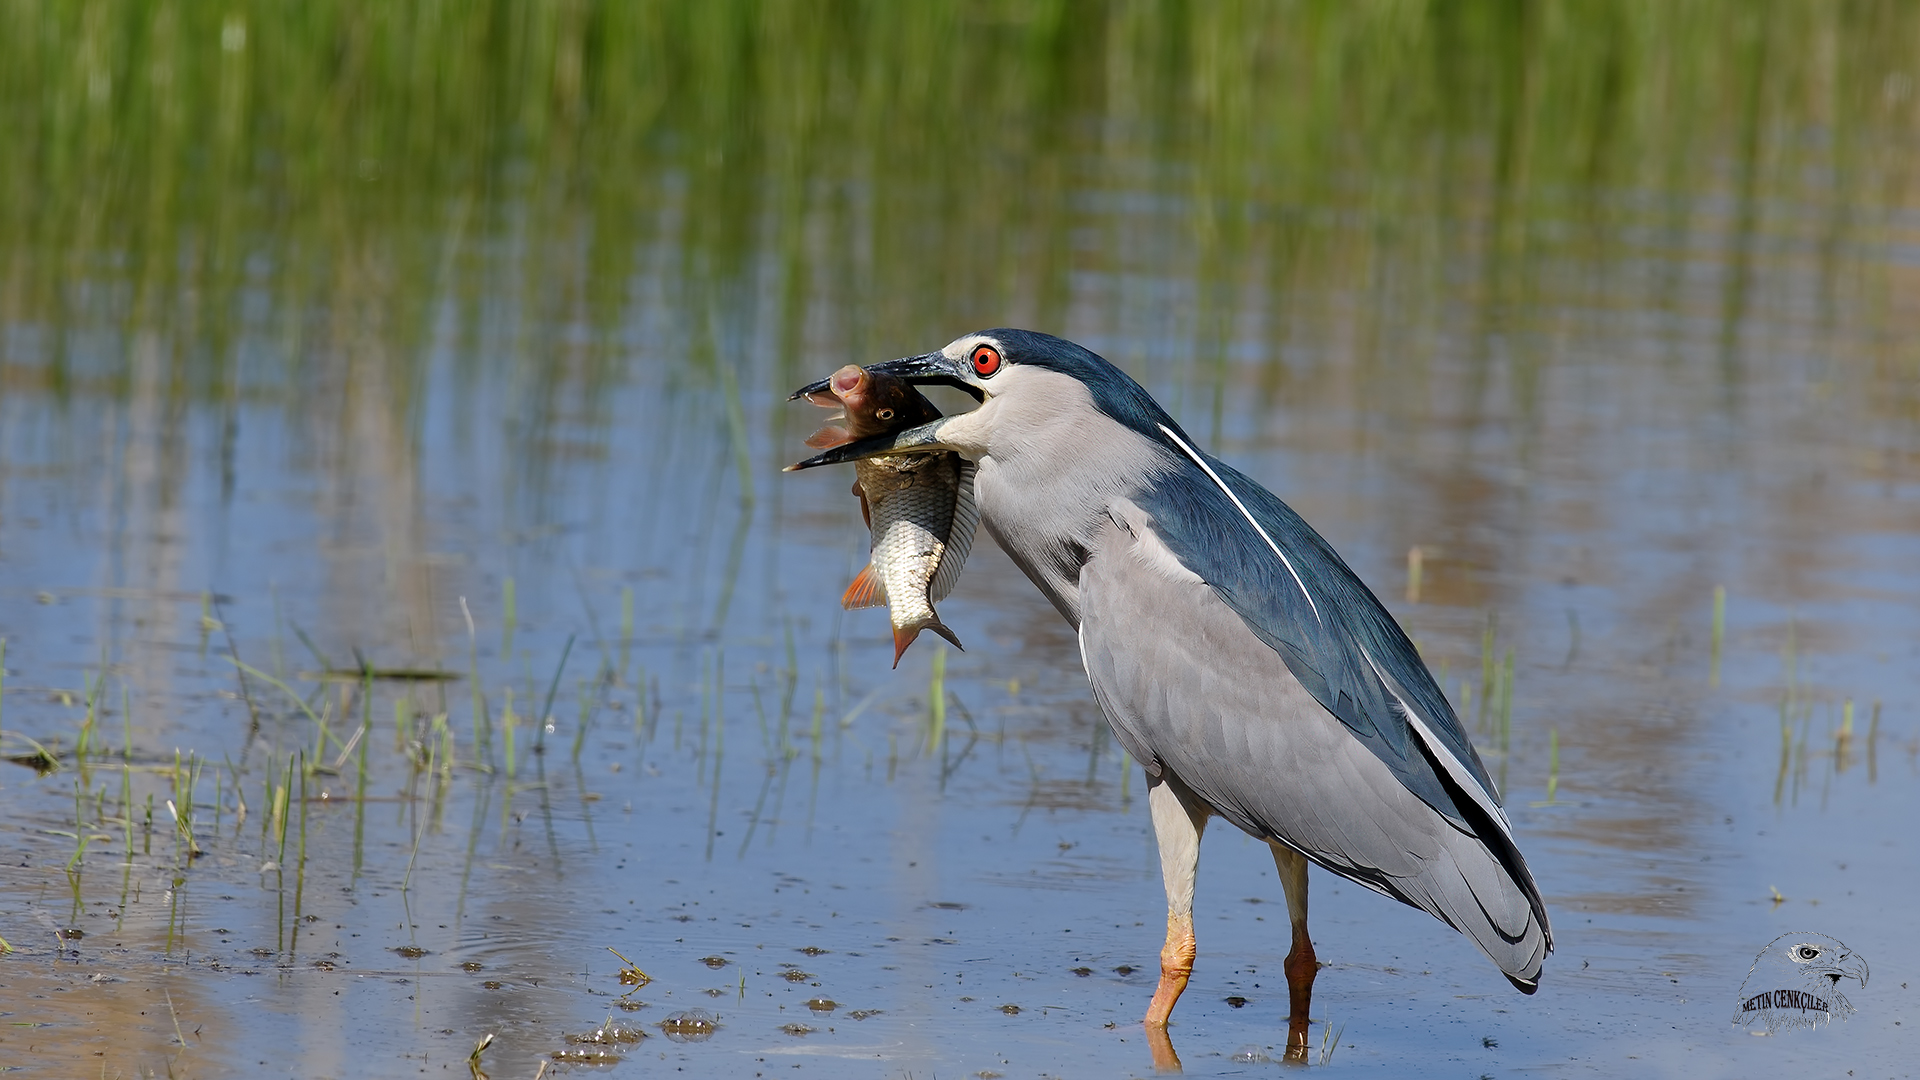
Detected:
[1139,450,1502,833]
[1079,500,1549,987]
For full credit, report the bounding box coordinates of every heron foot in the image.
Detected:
[1144,913,1196,1026]
[1282,928,1318,1060]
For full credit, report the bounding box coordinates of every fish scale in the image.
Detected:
[843,453,974,661]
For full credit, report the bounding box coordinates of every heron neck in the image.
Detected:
[965,388,1176,628]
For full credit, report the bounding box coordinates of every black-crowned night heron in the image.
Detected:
[791,329,1550,1060]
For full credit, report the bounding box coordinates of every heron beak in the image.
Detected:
[787,351,983,403]
[783,416,953,471]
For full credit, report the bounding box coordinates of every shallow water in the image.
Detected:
[2,5,1918,1077]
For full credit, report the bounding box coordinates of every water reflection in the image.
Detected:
[2,3,1918,1077]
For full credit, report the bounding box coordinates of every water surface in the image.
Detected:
[1,4,1917,1077]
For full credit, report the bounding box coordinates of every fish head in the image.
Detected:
[800,364,867,409]
[800,365,867,449]
[801,364,944,449]
[790,330,1085,470]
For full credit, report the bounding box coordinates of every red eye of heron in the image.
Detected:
[970,344,1002,378]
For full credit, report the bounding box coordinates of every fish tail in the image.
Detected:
[926,617,964,653]
[892,615,963,668]
[841,564,885,610]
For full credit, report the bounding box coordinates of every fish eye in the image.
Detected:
[1795,945,1821,961]
[971,344,1002,378]
[876,408,895,421]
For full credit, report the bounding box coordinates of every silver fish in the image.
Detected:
[803,364,977,666]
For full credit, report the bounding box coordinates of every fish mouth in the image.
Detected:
[783,416,953,471]
[786,350,978,470]
[787,351,983,404]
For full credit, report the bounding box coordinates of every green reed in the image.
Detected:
[502,688,518,780]
[720,361,755,510]
[292,751,309,948]
[809,687,825,765]
[64,778,89,871]
[461,598,491,768]
[502,577,518,659]
[928,647,948,757]
[275,753,294,863]
[68,672,94,785]
[403,736,434,895]
[537,634,575,755]
[120,765,134,861]
[394,699,411,761]
[354,695,371,880]
[1710,585,1726,687]
[4,1,1914,461]
[620,586,635,681]
[1478,613,1497,727]
[1533,729,1561,808]
[1866,701,1881,784]
[1499,649,1515,753]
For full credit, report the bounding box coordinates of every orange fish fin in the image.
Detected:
[841,564,885,610]
[891,625,921,668]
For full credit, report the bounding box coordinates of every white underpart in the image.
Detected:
[1157,424,1321,625]
[1358,646,1516,836]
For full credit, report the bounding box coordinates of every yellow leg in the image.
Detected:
[1143,776,1209,1028]
[1270,842,1318,1060]
[1145,910,1196,1026]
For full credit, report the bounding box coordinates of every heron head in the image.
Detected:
[786,329,1175,471]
